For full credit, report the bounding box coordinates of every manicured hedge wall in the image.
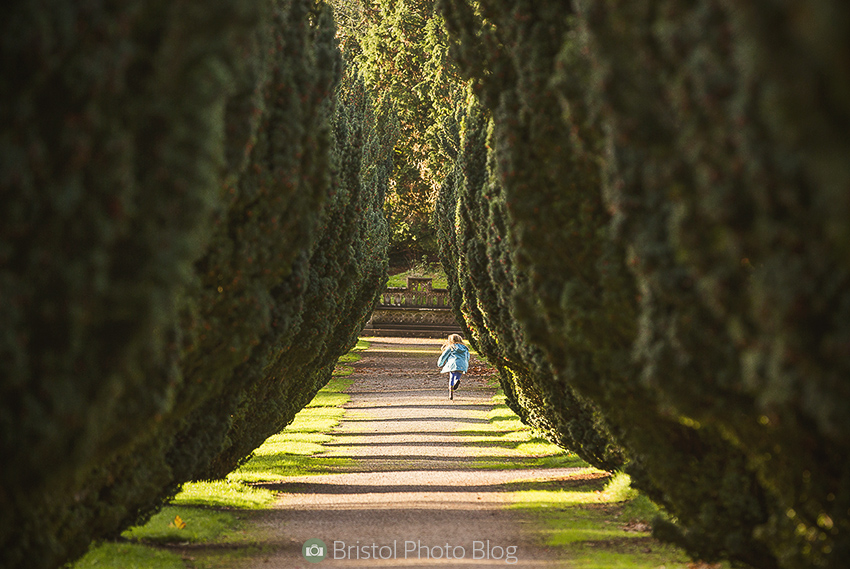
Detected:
[203,62,394,479]
[437,1,849,568]
[579,2,850,566]
[0,1,391,568]
[0,0,259,503]
[436,97,625,472]
[2,0,269,565]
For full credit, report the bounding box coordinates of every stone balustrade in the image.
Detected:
[364,277,462,337]
[378,276,451,308]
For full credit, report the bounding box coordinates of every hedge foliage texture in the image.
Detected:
[0,1,391,567]
[437,1,850,568]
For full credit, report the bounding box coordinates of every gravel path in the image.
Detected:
[250,338,575,567]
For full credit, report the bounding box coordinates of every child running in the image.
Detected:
[437,334,469,400]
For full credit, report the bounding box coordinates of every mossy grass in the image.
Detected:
[72,493,269,568]
[122,506,238,544]
[332,339,368,374]
[332,365,355,377]
[507,472,703,567]
[337,352,362,364]
[465,391,585,470]
[172,480,276,510]
[512,497,703,568]
[71,543,186,569]
[308,391,349,408]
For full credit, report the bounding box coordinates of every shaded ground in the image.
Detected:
[245,337,577,567]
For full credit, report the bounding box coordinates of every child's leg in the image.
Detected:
[450,371,462,390]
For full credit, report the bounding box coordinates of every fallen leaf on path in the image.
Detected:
[622,521,651,532]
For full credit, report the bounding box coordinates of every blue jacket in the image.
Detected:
[438,344,470,373]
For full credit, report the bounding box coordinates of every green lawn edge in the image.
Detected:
[476,389,721,569]
[70,342,367,569]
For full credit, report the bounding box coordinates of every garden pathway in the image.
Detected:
[249,337,578,568]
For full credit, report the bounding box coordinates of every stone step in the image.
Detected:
[362,322,464,339]
[362,329,453,339]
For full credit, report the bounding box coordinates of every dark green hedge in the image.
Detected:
[203,61,394,479]
[436,97,624,472]
[1,1,390,568]
[0,0,258,501]
[2,0,268,564]
[438,1,849,568]
[579,1,850,567]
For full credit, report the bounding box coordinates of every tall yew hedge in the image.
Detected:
[436,98,625,472]
[1,0,257,505]
[437,1,850,568]
[204,63,394,479]
[0,1,391,567]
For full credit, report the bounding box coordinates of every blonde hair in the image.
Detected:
[442,333,464,350]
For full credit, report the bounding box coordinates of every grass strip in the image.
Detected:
[122,507,238,544]
[226,343,365,483]
[71,543,186,569]
[467,391,586,470]
[171,480,276,510]
[71,342,366,569]
[481,391,727,568]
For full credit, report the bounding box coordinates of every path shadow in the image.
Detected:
[313,455,555,470]
[341,417,488,424]
[330,430,498,438]
[323,440,523,448]
[260,481,517,494]
[502,475,610,493]
[349,403,491,411]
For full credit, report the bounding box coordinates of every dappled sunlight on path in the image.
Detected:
[249,338,575,568]
[265,468,587,510]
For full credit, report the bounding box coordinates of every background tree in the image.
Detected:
[331,0,465,262]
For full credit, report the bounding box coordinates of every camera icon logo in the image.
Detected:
[302,538,327,563]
